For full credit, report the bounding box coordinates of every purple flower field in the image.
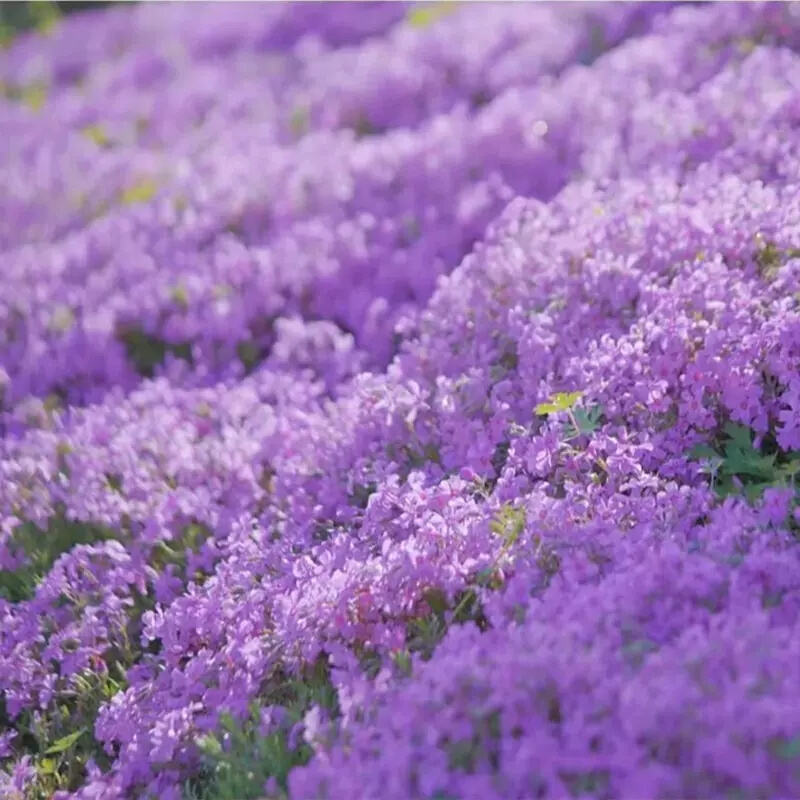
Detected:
[1,2,800,798]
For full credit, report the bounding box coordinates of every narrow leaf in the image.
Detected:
[44,727,86,755]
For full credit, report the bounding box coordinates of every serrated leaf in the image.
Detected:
[688,443,720,461]
[722,445,776,480]
[573,406,602,435]
[744,482,776,504]
[778,456,800,480]
[44,727,86,754]
[713,477,735,498]
[535,391,583,415]
[723,422,753,449]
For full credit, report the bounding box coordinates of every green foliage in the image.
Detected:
[406,2,460,29]
[0,518,144,795]
[489,503,527,547]
[104,472,123,493]
[490,438,511,479]
[1,80,49,111]
[289,105,310,138]
[149,522,214,586]
[535,391,583,415]
[564,405,604,439]
[185,658,338,800]
[405,592,449,662]
[0,517,118,603]
[561,769,611,797]
[43,727,87,755]
[622,637,660,667]
[28,1,60,34]
[769,735,800,761]
[399,213,422,246]
[169,283,189,311]
[81,124,112,148]
[531,534,562,583]
[5,668,127,798]
[351,112,380,139]
[0,520,213,796]
[21,83,48,111]
[236,340,262,373]
[118,326,193,377]
[189,718,296,800]
[48,304,76,334]
[399,585,489,669]
[689,421,800,505]
[390,439,443,482]
[405,502,529,654]
[536,391,604,443]
[119,178,159,206]
[490,343,520,384]
[0,1,60,46]
[347,482,378,510]
[753,237,800,280]
[444,709,502,774]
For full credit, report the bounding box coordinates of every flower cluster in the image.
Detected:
[1,3,800,799]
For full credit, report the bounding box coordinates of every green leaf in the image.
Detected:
[19,83,48,111]
[399,213,422,246]
[170,284,189,310]
[778,455,800,480]
[392,650,412,677]
[120,178,159,206]
[32,2,61,35]
[723,422,753,449]
[44,727,86,755]
[771,735,800,760]
[236,340,261,372]
[688,443,720,462]
[218,712,238,735]
[407,2,459,28]
[743,482,776,504]
[289,105,309,137]
[489,504,527,545]
[713,476,736,498]
[722,440,776,480]
[535,391,583,415]
[196,734,223,757]
[352,112,378,138]
[571,405,603,435]
[423,443,442,464]
[81,124,111,147]
[38,757,57,775]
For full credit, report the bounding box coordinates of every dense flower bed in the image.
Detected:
[1,2,800,798]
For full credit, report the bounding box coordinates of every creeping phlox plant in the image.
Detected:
[2,2,800,798]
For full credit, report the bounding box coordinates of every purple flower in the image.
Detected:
[3,2,800,798]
